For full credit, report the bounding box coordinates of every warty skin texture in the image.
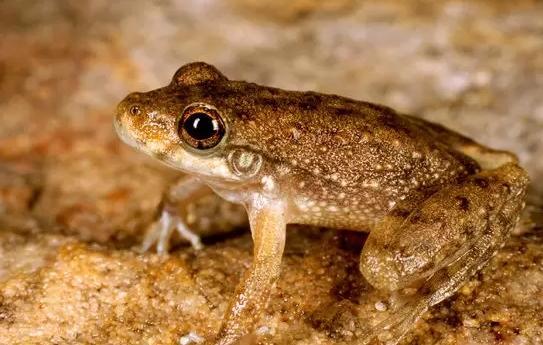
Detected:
[114,62,529,344]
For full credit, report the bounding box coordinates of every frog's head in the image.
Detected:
[115,62,265,185]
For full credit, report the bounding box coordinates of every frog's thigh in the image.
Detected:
[360,163,529,292]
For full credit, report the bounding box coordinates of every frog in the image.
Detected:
[114,62,529,345]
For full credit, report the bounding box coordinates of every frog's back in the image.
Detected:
[214,80,480,183]
[204,81,482,229]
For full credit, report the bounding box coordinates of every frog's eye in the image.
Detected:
[178,103,226,150]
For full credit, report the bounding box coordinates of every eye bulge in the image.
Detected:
[178,104,226,150]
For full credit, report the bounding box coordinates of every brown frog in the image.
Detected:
[114,62,529,344]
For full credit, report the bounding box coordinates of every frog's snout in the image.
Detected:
[114,92,146,148]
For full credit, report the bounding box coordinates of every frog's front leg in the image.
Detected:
[142,175,210,253]
[215,199,286,345]
[359,163,529,344]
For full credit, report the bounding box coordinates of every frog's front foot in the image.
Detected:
[179,331,205,345]
[141,203,203,254]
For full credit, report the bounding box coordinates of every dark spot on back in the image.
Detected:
[450,151,481,176]
[473,177,489,188]
[299,92,323,111]
[379,110,403,127]
[261,97,280,111]
[463,225,475,236]
[236,108,252,120]
[292,121,309,134]
[390,208,411,218]
[423,261,435,271]
[455,196,470,211]
[331,107,357,117]
[418,284,432,297]
[409,213,422,224]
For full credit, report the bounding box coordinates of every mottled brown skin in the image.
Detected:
[114,62,529,345]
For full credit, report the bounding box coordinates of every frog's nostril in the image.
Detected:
[120,92,145,117]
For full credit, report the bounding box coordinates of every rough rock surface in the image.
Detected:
[0,1,542,344]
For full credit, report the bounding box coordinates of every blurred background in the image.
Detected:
[3,0,542,240]
[0,1,542,344]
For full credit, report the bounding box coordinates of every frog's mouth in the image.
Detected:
[114,119,143,150]
[114,118,169,164]
[158,148,244,185]
[114,117,244,184]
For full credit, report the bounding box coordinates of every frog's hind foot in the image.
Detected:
[364,223,504,345]
[141,205,203,255]
[359,162,529,344]
[358,298,428,345]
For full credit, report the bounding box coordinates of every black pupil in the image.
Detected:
[183,112,218,140]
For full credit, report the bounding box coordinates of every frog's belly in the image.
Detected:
[291,195,389,231]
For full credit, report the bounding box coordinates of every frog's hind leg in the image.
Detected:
[358,163,529,344]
